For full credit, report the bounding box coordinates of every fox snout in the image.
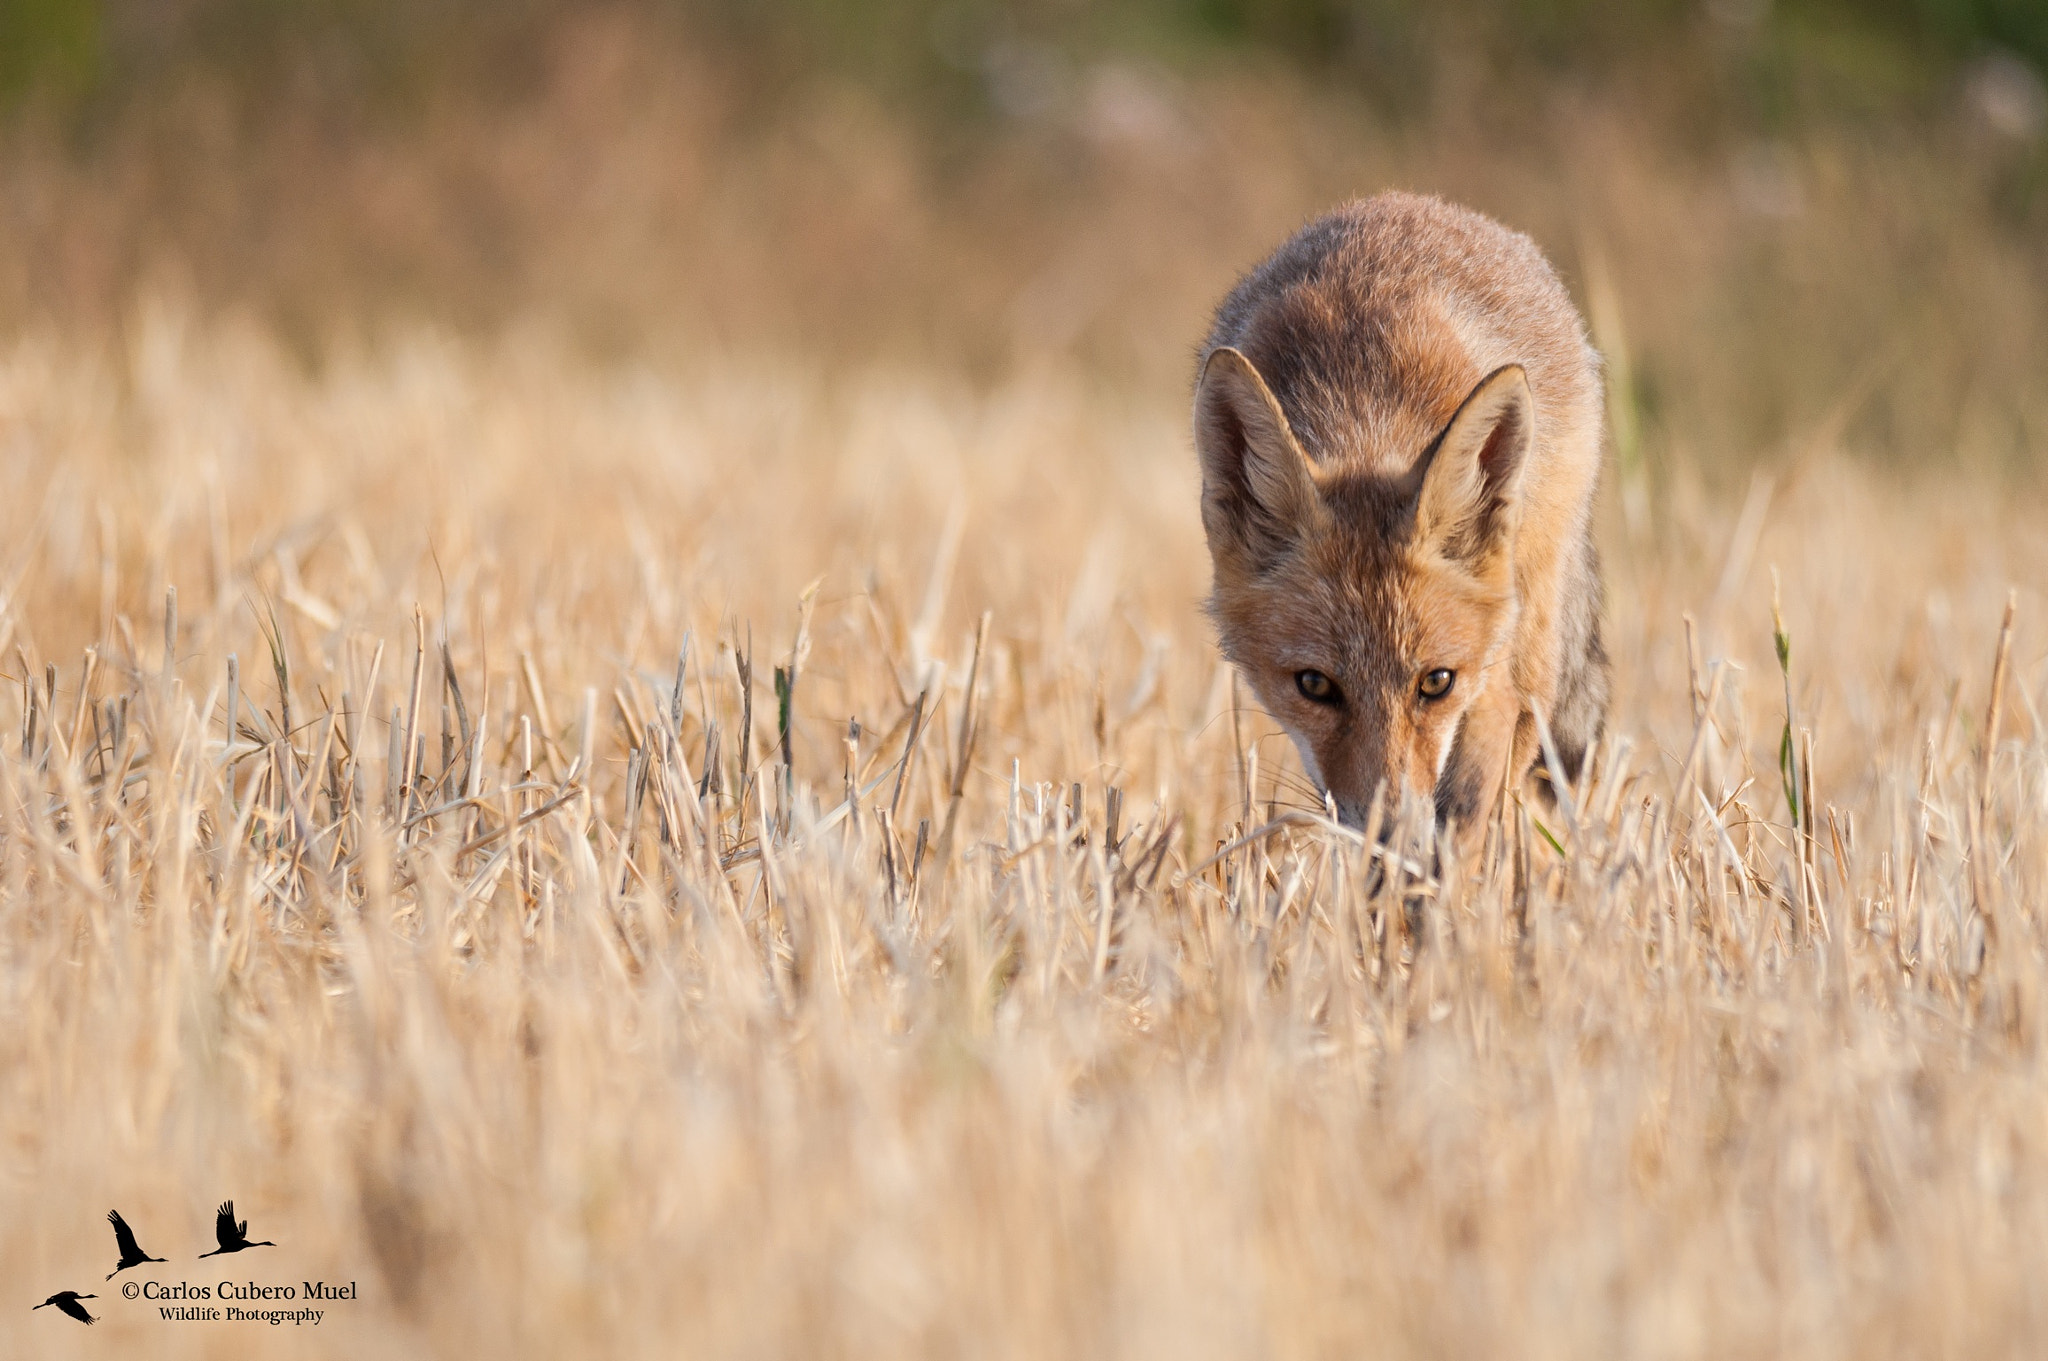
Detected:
[1325,784,1442,845]
[1321,775,1441,840]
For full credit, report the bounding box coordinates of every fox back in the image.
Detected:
[1195,192,1608,834]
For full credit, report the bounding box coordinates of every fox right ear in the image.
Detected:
[1194,347,1322,570]
[1415,364,1533,565]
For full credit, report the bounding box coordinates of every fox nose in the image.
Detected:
[1330,792,1393,841]
[1331,785,1434,839]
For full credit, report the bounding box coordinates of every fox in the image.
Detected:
[1194,192,1608,841]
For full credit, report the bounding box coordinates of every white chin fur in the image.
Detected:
[1286,732,1324,791]
[1434,706,1468,781]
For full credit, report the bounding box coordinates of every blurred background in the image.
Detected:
[1,0,2044,486]
[5,13,2048,1357]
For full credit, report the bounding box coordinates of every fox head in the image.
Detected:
[1196,346,1533,830]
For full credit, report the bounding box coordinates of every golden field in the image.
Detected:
[2,10,2047,1356]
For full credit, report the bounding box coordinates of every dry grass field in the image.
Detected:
[3,10,2048,1357]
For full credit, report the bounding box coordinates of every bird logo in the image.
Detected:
[37,1198,287,1323]
[196,1200,277,1258]
[33,1291,97,1325]
[105,1209,167,1279]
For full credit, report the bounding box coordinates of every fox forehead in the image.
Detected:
[1252,324,1480,477]
[1217,521,1504,680]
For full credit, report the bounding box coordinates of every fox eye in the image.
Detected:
[1295,670,1342,705]
[1418,668,1455,701]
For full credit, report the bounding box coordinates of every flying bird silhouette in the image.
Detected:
[105,1209,167,1279]
[33,1291,97,1325]
[197,1200,276,1257]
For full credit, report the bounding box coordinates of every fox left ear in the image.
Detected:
[1415,364,1533,563]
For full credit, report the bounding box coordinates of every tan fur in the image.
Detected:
[1195,192,1609,840]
